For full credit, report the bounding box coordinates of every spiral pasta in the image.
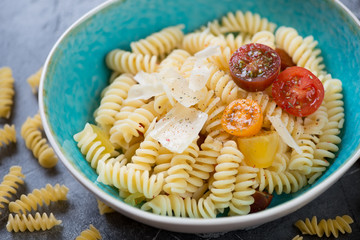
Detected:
[158,49,191,71]
[74,123,113,169]
[106,49,158,75]
[6,212,61,232]
[182,32,225,55]
[291,235,303,240]
[141,194,216,218]
[196,89,230,141]
[76,224,102,240]
[127,135,160,171]
[0,66,15,119]
[275,26,325,75]
[109,100,157,148]
[295,215,353,238]
[229,165,258,215]
[27,67,43,93]
[163,140,199,196]
[97,159,164,199]
[153,146,173,176]
[256,168,307,195]
[0,166,25,213]
[9,183,69,214]
[210,140,244,210]
[131,25,184,59]
[0,124,16,147]
[94,73,137,129]
[96,199,114,215]
[251,30,275,49]
[206,64,242,104]
[21,113,58,168]
[220,10,276,35]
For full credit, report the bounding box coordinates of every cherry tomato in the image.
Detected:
[272,66,324,117]
[229,43,281,92]
[275,48,296,71]
[250,190,273,213]
[221,99,263,137]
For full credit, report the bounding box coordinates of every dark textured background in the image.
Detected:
[0,0,360,239]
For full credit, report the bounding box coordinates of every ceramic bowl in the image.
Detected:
[39,0,360,233]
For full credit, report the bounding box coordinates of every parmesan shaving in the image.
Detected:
[149,103,208,153]
[194,45,220,59]
[267,115,303,154]
[134,71,158,85]
[127,83,164,101]
[188,46,220,91]
[189,58,211,91]
[127,71,165,101]
[159,67,204,107]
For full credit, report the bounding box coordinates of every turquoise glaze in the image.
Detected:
[42,0,360,215]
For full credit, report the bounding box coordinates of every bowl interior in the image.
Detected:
[42,0,360,221]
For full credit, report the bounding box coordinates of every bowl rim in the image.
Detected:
[39,0,360,233]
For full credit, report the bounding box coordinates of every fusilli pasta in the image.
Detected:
[106,49,157,75]
[0,166,25,213]
[0,66,15,119]
[295,215,353,238]
[6,212,61,232]
[76,224,102,240]
[27,67,43,93]
[96,199,115,215]
[9,183,69,214]
[21,113,58,168]
[131,25,184,59]
[0,124,16,147]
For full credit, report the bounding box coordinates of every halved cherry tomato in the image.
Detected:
[229,43,281,92]
[275,48,296,71]
[272,66,324,117]
[221,99,263,137]
[250,190,273,213]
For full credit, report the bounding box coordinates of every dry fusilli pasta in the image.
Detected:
[27,67,43,93]
[295,215,353,238]
[76,224,102,240]
[9,183,69,214]
[21,113,58,168]
[0,124,16,147]
[0,66,15,119]
[97,199,115,215]
[6,212,61,232]
[0,166,25,213]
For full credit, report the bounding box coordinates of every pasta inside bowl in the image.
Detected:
[39,0,360,233]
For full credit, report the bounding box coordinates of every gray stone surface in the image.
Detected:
[0,0,359,239]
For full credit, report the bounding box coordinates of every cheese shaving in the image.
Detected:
[134,71,158,85]
[267,115,303,154]
[194,45,220,59]
[159,67,204,107]
[127,83,164,101]
[127,71,165,101]
[188,46,220,91]
[149,103,208,153]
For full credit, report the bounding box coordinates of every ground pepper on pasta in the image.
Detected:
[74,10,345,218]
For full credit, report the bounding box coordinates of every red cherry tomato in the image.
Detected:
[250,190,273,213]
[272,66,324,117]
[275,48,296,71]
[229,43,281,92]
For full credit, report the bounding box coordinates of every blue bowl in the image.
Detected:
[39,0,360,233]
